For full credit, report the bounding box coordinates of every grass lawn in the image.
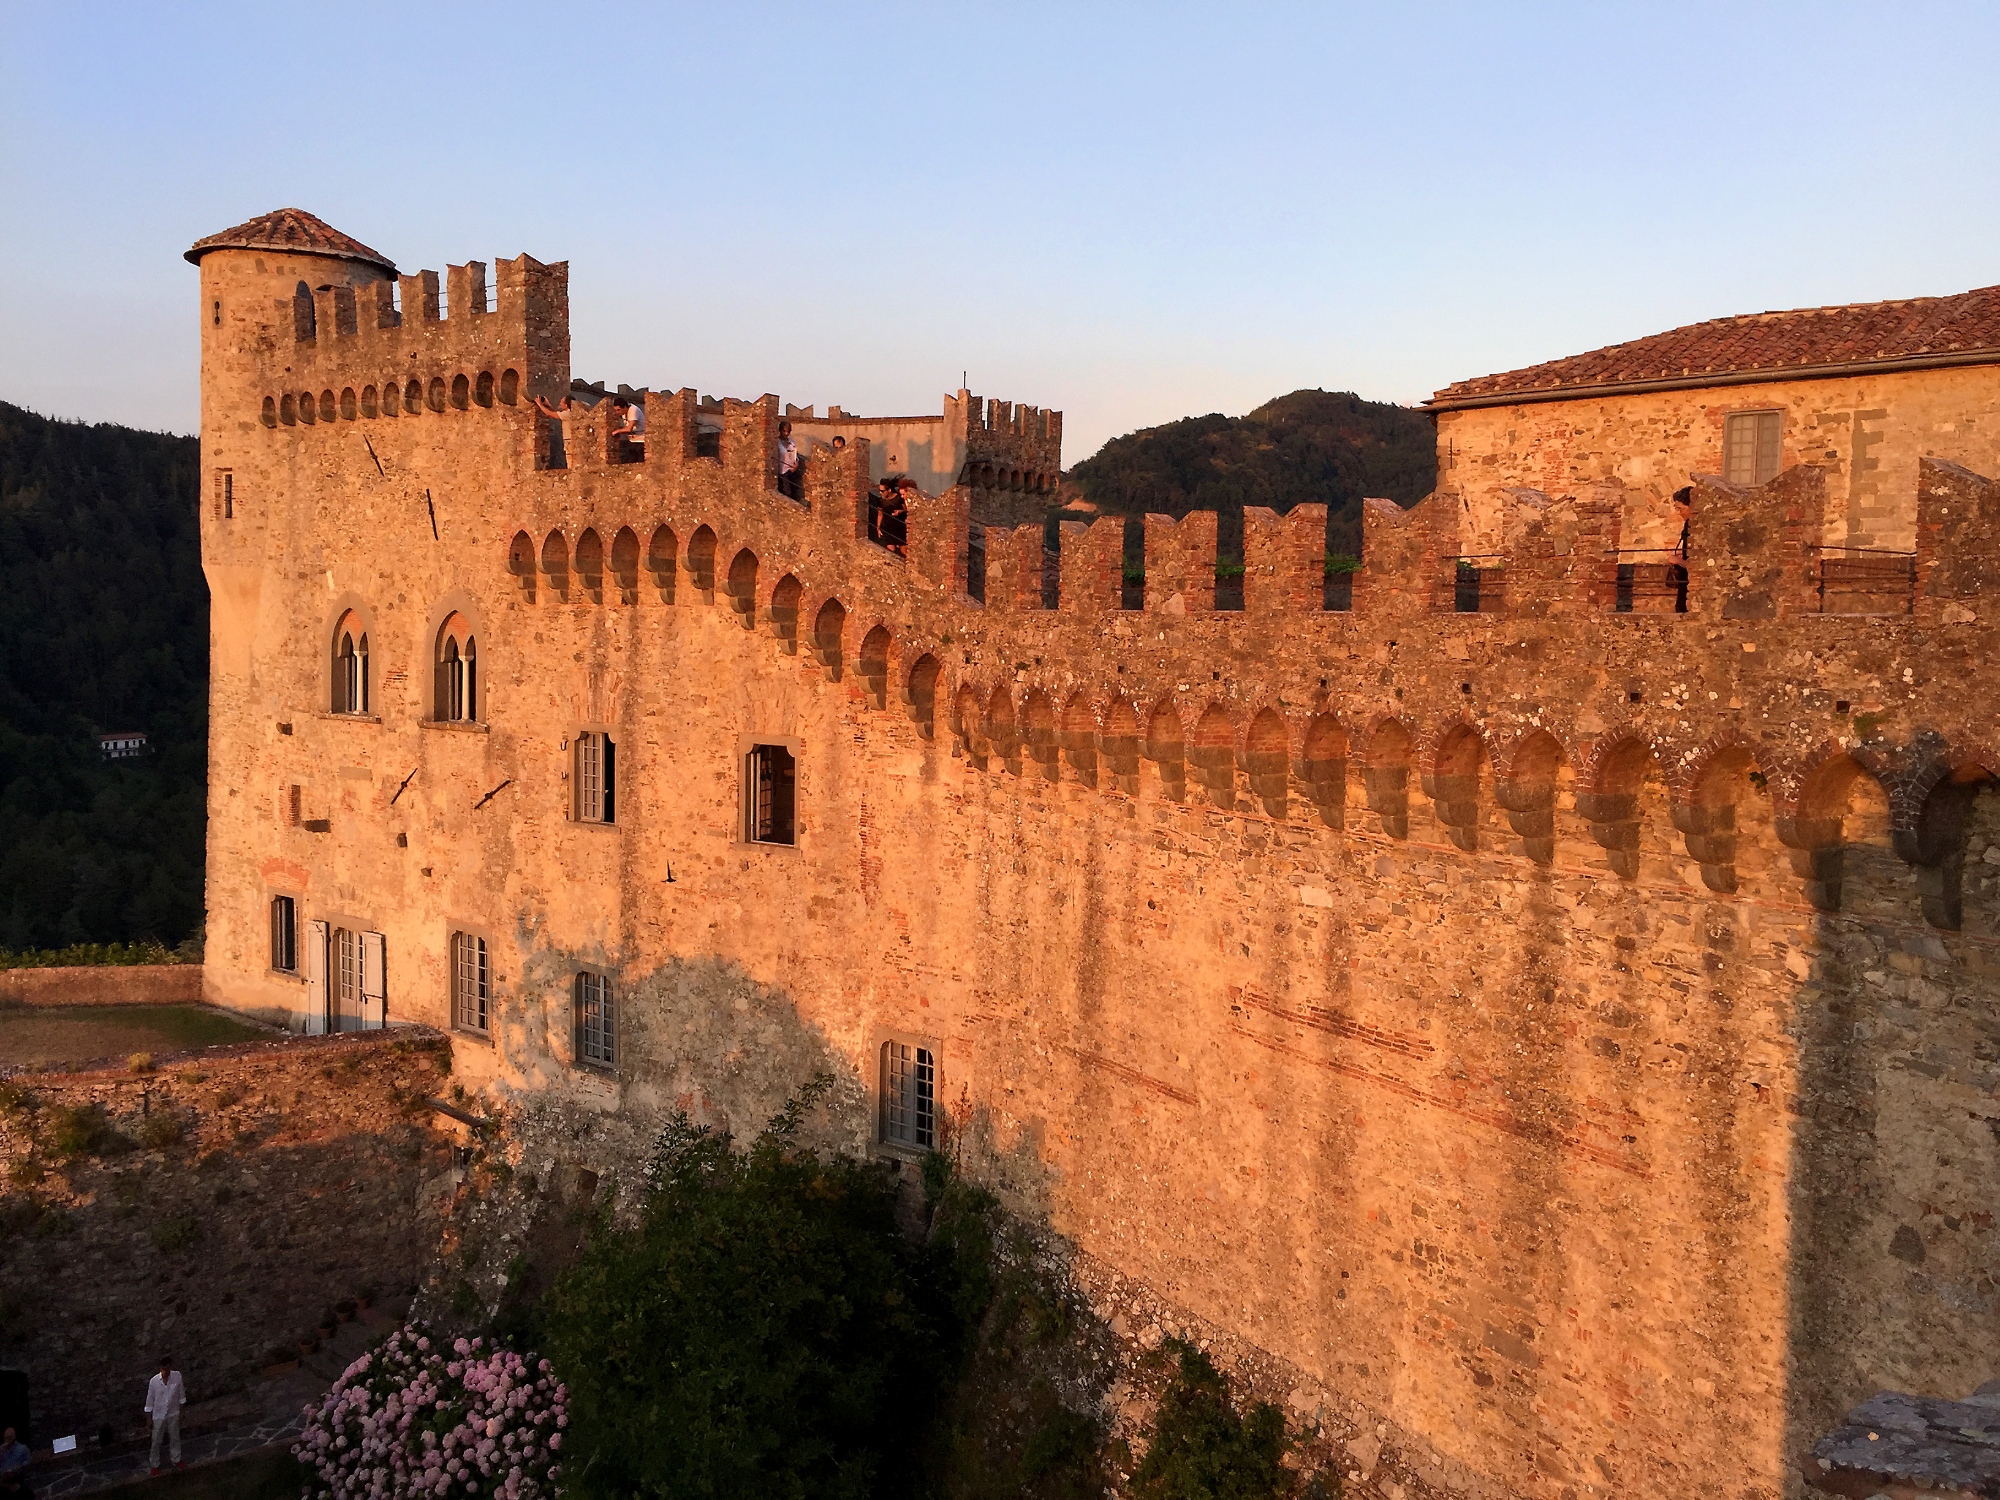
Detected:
[0,1005,268,1070]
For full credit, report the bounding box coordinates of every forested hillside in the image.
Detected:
[1068,388,1435,554]
[0,401,205,950]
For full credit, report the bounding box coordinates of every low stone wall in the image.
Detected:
[0,1028,457,1445]
[0,965,203,1008]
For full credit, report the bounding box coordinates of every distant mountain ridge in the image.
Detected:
[1068,388,1435,554]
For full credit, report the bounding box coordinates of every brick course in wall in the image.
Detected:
[189,212,2000,1500]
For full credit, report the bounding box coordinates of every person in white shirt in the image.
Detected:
[611,397,646,453]
[145,1356,185,1474]
[776,421,802,500]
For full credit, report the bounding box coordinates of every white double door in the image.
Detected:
[306,921,387,1033]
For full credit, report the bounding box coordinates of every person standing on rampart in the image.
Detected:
[611,396,646,460]
[145,1356,185,1475]
[777,420,803,500]
[532,392,573,470]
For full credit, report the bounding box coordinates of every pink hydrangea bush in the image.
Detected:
[294,1323,567,1499]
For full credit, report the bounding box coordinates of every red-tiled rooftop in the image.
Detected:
[185,208,395,272]
[1428,283,2000,409]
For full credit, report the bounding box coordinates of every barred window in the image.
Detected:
[269,895,296,973]
[452,931,488,1033]
[575,732,615,823]
[880,1041,935,1150]
[1723,410,1783,487]
[574,970,614,1068]
[746,743,795,845]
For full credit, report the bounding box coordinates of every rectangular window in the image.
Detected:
[880,1041,935,1150]
[575,731,616,823]
[746,743,796,845]
[270,895,296,973]
[214,470,233,521]
[1723,410,1783,487]
[452,931,488,1033]
[574,970,614,1068]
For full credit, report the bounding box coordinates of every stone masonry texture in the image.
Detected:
[0,1031,454,1445]
[189,215,2000,1500]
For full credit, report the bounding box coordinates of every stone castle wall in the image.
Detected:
[193,239,2000,1500]
[1435,363,2000,554]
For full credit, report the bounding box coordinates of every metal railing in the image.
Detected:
[1611,548,1688,613]
[1815,546,1914,615]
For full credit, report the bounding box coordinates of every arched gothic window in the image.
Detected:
[332,613,370,714]
[434,615,478,722]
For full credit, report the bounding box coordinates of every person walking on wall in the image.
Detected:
[145,1356,185,1475]
[777,420,803,500]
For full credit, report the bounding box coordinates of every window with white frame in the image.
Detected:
[331,612,370,714]
[269,895,296,973]
[435,615,479,723]
[745,742,796,845]
[1723,410,1783,487]
[452,931,488,1033]
[574,970,614,1067]
[575,731,615,823]
[879,1040,935,1150]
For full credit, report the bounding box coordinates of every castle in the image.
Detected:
[190,209,2000,1500]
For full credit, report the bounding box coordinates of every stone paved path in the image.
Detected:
[33,1303,403,1496]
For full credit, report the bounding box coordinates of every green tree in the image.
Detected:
[543,1083,966,1499]
[1131,1342,1295,1500]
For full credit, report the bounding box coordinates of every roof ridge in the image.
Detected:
[185,208,395,272]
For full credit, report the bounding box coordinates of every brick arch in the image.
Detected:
[1362,717,1413,839]
[811,596,846,680]
[1782,745,1895,912]
[539,530,570,602]
[1059,691,1100,787]
[506,530,537,603]
[1572,729,1667,880]
[1895,740,2000,929]
[609,526,640,605]
[1101,696,1141,794]
[1424,721,1488,853]
[985,684,1021,771]
[646,524,677,603]
[858,625,892,709]
[359,385,378,419]
[1244,706,1289,820]
[1189,703,1239,810]
[1144,698,1187,801]
[1022,688,1059,781]
[725,547,758,628]
[769,573,803,653]
[1493,727,1567,865]
[904,652,943,739]
[1300,712,1349,830]
[573,528,606,604]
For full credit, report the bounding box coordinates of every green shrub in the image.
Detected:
[1020,1401,1100,1486]
[128,1052,157,1073]
[141,1112,184,1150]
[1131,1342,1292,1500]
[6,1156,44,1188]
[151,1211,199,1253]
[0,941,190,970]
[49,1102,130,1160]
[543,1076,973,1500]
[0,1084,39,1118]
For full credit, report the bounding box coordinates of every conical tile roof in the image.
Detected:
[185,208,395,271]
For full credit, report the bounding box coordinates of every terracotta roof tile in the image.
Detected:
[1430,284,2000,406]
[185,208,395,271]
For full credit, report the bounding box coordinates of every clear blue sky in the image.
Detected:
[4,2,1997,462]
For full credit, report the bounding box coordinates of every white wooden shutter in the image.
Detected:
[306,920,329,1035]
[361,931,387,1024]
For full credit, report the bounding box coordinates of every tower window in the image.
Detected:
[434,616,479,723]
[745,743,796,845]
[269,895,296,973]
[574,970,614,1068]
[212,299,222,328]
[1723,410,1783,487]
[214,471,233,520]
[452,931,489,1034]
[575,731,615,823]
[331,613,370,714]
[880,1040,936,1150]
